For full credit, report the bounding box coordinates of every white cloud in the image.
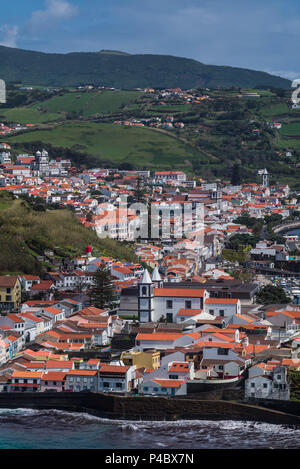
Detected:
[0,24,19,48]
[264,69,299,81]
[30,0,79,25]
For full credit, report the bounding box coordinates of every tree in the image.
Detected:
[256,285,291,305]
[231,163,241,185]
[89,263,116,310]
[86,211,93,222]
[134,177,146,203]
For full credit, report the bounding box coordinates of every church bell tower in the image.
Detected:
[138,269,154,323]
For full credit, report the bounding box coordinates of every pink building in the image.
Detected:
[40,372,67,392]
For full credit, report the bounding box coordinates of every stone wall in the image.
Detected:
[0,393,299,425]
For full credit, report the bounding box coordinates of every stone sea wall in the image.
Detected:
[0,393,299,426]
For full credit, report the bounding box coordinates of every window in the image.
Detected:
[263,383,268,388]
[277,375,282,380]
[167,300,173,309]
[144,387,148,392]
[142,286,147,296]
[185,300,192,309]
[219,310,225,317]
[217,348,229,356]
[153,387,158,392]
[116,383,122,388]
[169,375,178,379]
[45,381,48,386]
[219,365,223,370]
[251,383,255,388]
[209,309,214,315]
[103,382,110,388]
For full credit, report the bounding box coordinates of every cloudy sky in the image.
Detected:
[0,0,299,80]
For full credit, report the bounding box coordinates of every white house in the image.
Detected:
[245,365,290,400]
[98,364,136,393]
[65,370,98,392]
[204,298,241,318]
[19,275,40,292]
[140,378,187,396]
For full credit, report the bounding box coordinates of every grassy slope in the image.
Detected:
[3,89,300,184]
[0,191,139,275]
[0,107,62,124]
[6,122,205,170]
[33,90,143,117]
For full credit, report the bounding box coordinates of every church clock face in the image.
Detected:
[140,299,149,310]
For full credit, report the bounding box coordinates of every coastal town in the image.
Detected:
[0,143,299,402]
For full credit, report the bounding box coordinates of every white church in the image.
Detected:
[138,268,208,323]
[119,267,241,324]
[137,268,240,324]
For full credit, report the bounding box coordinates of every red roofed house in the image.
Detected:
[0,276,22,312]
[204,298,241,318]
[10,371,43,392]
[0,314,25,335]
[19,275,41,292]
[64,370,98,392]
[141,378,187,396]
[40,372,67,392]
[29,280,55,300]
[98,364,137,393]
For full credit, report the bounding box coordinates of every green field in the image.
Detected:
[32,90,143,117]
[261,103,291,117]
[279,121,300,136]
[6,122,205,169]
[0,107,62,124]
[151,104,193,112]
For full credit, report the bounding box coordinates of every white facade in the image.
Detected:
[204,299,241,318]
[98,366,136,393]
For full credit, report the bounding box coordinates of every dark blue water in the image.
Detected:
[0,409,299,449]
[286,228,300,236]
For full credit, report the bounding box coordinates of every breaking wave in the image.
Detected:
[0,409,299,449]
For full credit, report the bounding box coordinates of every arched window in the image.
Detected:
[142,286,147,296]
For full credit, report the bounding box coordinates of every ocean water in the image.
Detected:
[286,229,300,236]
[0,408,299,449]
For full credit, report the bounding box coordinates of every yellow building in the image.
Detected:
[121,349,160,370]
[0,276,22,312]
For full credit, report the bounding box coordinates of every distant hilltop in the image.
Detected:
[0,45,291,90]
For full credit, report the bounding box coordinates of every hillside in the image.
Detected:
[7,122,205,171]
[0,191,139,275]
[0,46,291,89]
[4,86,300,186]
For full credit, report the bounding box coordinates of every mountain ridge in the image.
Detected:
[0,45,291,90]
